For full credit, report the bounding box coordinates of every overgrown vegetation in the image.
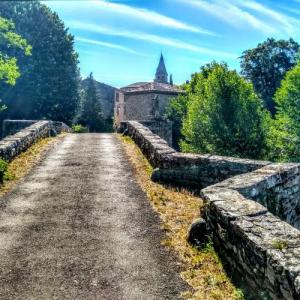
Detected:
[271,240,288,251]
[0,135,62,197]
[171,62,269,159]
[268,62,300,162]
[72,124,88,133]
[0,159,8,183]
[0,1,80,124]
[0,16,31,86]
[240,38,299,115]
[119,134,244,300]
[167,40,300,163]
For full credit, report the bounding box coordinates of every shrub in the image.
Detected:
[72,124,88,133]
[0,159,8,183]
[267,62,300,162]
[181,62,270,159]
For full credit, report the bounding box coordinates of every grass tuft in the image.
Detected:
[118,134,243,300]
[272,239,288,250]
[0,135,65,197]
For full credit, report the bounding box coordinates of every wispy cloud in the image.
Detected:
[233,0,295,35]
[176,0,295,35]
[69,21,237,58]
[76,37,143,55]
[89,0,217,36]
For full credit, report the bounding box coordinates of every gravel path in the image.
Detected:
[0,133,187,300]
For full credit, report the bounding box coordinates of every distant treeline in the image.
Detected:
[166,38,300,162]
[0,1,109,132]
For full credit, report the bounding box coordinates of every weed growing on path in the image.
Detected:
[118,134,243,300]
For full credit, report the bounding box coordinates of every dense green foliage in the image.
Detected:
[0,1,80,124]
[268,62,300,162]
[165,94,189,150]
[166,76,202,149]
[172,63,269,159]
[0,159,8,184]
[78,73,106,132]
[240,38,299,115]
[0,17,31,86]
[72,124,88,133]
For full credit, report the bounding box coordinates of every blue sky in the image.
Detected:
[44,0,300,88]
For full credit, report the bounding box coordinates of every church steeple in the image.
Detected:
[154,53,168,84]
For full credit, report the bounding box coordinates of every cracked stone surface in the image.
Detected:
[0,133,187,300]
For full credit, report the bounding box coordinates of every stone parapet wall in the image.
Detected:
[201,184,300,299]
[121,120,300,299]
[2,120,37,137]
[140,119,173,147]
[211,163,300,229]
[121,121,270,188]
[120,121,176,167]
[0,120,71,161]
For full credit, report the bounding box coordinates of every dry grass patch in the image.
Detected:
[118,134,244,300]
[0,134,65,197]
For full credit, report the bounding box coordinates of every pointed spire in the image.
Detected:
[154,53,168,84]
[169,74,173,85]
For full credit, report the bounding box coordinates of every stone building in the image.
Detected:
[114,54,184,145]
[114,54,183,124]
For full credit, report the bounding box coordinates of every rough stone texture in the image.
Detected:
[0,120,71,161]
[187,218,209,247]
[120,121,176,168]
[212,164,300,229]
[201,187,300,299]
[116,92,178,123]
[140,119,173,147]
[121,121,270,188]
[122,120,300,299]
[2,120,37,137]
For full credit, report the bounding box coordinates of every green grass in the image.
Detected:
[0,135,65,197]
[272,240,288,250]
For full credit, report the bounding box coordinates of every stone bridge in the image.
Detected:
[0,120,299,299]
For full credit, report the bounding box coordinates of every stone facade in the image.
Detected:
[114,83,183,124]
[121,120,300,300]
[114,55,184,146]
[0,120,71,162]
[140,119,173,146]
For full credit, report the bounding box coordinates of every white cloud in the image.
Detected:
[176,0,294,35]
[233,0,295,35]
[69,21,237,58]
[90,0,217,36]
[76,37,144,55]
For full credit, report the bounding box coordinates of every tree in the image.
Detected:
[166,63,220,149]
[0,17,31,112]
[181,63,269,159]
[0,1,80,124]
[79,73,105,132]
[0,17,31,86]
[165,94,189,150]
[268,62,300,162]
[240,38,299,115]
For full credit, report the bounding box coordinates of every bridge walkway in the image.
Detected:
[0,133,186,299]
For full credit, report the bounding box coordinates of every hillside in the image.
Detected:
[81,78,116,120]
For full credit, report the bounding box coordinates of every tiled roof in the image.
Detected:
[120,81,184,94]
